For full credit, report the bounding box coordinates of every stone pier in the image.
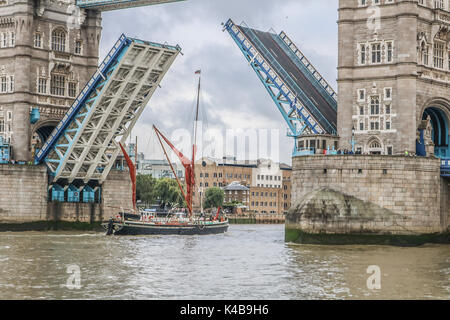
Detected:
[0,164,133,228]
[286,155,450,245]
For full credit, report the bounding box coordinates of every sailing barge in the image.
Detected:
[103,71,229,236]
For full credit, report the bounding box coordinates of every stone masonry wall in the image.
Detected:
[0,165,133,224]
[102,169,134,219]
[0,164,48,222]
[290,155,446,234]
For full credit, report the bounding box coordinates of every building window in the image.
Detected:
[386,42,393,63]
[0,76,7,93]
[371,43,381,63]
[385,105,391,114]
[370,121,380,131]
[358,89,365,102]
[360,45,366,64]
[8,76,13,92]
[38,78,47,94]
[34,33,42,48]
[51,28,66,52]
[75,40,82,55]
[387,146,393,155]
[359,122,364,131]
[359,106,364,115]
[384,88,392,100]
[433,41,444,69]
[370,97,380,115]
[386,121,391,130]
[370,141,381,149]
[50,74,65,96]
[0,33,7,48]
[434,0,444,9]
[9,32,14,47]
[68,82,77,97]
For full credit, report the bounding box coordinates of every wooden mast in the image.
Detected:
[152,71,201,218]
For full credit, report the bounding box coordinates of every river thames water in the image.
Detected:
[0,224,448,300]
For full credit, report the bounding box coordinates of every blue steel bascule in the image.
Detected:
[224,19,338,157]
[32,1,183,202]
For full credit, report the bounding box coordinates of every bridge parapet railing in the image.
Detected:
[277,31,337,106]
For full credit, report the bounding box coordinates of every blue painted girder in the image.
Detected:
[76,0,186,11]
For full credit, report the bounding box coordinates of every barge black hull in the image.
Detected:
[103,221,229,236]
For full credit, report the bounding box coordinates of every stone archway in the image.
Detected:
[419,100,450,158]
[31,120,59,158]
[366,137,383,155]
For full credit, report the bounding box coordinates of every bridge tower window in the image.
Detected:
[371,43,381,64]
[370,97,380,114]
[50,74,65,96]
[51,28,66,52]
[433,41,444,69]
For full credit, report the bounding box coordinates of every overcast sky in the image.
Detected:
[100,0,339,165]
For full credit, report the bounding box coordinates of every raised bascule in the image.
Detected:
[35,35,180,185]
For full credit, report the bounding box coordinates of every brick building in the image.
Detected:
[223,181,250,207]
[193,157,292,214]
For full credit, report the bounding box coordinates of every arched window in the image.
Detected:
[367,138,383,155]
[369,141,381,149]
[51,28,66,52]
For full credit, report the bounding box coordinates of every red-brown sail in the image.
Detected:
[119,142,137,212]
[153,125,195,216]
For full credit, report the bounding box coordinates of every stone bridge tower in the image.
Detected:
[338,0,450,156]
[0,0,101,161]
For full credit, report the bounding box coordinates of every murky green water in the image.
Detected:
[0,224,448,299]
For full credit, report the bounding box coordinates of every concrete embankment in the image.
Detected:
[286,155,450,245]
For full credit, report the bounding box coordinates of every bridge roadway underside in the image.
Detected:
[239,27,337,130]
